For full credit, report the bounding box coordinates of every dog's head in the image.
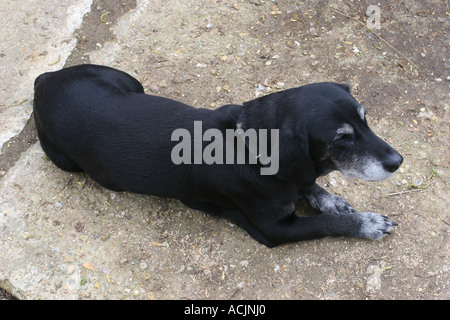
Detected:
[241,82,403,186]
[301,83,403,181]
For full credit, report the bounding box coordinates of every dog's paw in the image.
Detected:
[356,212,398,240]
[308,193,356,215]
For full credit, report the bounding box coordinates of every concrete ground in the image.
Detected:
[0,0,448,300]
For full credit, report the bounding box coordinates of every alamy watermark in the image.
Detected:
[171,121,280,175]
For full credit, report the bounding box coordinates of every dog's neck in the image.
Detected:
[235,121,271,167]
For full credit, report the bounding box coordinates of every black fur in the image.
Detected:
[33,64,403,247]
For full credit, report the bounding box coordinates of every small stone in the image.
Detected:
[418,109,434,120]
[64,256,75,263]
[67,265,75,274]
[148,85,159,93]
[256,84,265,91]
[366,265,381,291]
[269,10,282,16]
[143,272,152,280]
[418,151,427,160]
[329,179,338,187]
[101,234,109,241]
[74,222,84,232]
[309,27,318,36]
[240,260,249,267]
[139,261,148,269]
[82,261,95,271]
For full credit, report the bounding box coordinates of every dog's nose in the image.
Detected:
[383,152,403,173]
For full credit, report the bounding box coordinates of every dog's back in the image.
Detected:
[33,64,218,197]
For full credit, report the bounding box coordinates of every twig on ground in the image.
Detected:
[385,188,424,197]
[329,7,417,69]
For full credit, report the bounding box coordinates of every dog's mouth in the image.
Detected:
[339,162,393,181]
[336,153,403,181]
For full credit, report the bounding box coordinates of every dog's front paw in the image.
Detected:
[308,192,356,215]
[356,212,398,240]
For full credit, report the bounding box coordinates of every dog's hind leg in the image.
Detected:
[35,125,82,172]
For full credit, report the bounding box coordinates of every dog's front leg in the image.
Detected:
[252,210,397,247]
[300,183,356,214]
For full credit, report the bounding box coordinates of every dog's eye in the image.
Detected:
[334,124,355,143]
[334,133,353,143]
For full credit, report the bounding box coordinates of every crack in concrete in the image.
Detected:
[0,0,137,300]
[0,0,137,182]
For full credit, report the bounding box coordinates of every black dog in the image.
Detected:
[33,64,403,247]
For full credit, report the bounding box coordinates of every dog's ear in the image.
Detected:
[240,94,317,187]
[276,124,316,187]
[337,83,351,93]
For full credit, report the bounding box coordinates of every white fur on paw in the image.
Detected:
[311,193,356,215]
[357,212,398,240]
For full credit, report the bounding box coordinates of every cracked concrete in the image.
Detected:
[0,0,92,151]
[1,0,448,300]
